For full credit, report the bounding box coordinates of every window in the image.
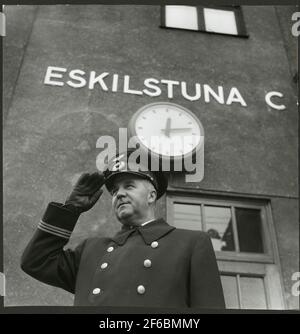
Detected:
[161,5,248,37]
[167,193,285,309]
[204,8,238,35]
[170,196,270,260]
[219,262,284,309]
[164,6,199,31]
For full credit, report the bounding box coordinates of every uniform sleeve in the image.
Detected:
[189,232,226,309]
[20,202,86,294]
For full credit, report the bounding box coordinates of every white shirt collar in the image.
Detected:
[128,219,156,229]
[141,219,156,227]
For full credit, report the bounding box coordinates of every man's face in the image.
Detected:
[110,174,155,225]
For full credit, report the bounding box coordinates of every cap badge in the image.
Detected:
[111,154,126,171]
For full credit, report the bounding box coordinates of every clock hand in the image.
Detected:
[169,128,192,132]
[161,127,192,133]
[165,118,171,137]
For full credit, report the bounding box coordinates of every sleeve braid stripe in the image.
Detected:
[37,225,70,239]
[38,221,72,239]
[39,220,73,235]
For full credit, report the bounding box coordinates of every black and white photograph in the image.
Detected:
[2,4,299,311]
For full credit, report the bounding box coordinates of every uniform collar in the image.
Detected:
[110,218,175,246]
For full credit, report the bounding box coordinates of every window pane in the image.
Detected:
[173,203,202,230]
[235,208,264,253]
[221,275,240,309]
[204,8,238,35]
[204,206,235,251]
[165,6,198,31]
[240,276,267,309]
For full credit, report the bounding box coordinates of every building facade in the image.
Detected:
[3,5,299,309]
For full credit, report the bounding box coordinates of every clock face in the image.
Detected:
[130,102,204,158]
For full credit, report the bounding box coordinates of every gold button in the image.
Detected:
[137,285,146,294]
[144,259,152,268]
[101,262,108,269]
[107,247,114,253]
[151,241,159,248]
[92,288,101,295]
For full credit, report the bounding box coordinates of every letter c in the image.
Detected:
[265,91,286,110]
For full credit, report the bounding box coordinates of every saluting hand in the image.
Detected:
[65,172,105,213]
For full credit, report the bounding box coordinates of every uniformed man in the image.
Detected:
[21,149,225,309]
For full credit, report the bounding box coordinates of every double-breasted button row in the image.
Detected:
[137,241,159,295]
[137,242,157,294]
[98,246,114,272]
[91,246,114,296]
[92,242,158,297]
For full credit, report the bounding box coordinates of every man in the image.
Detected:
[21,149,225,309]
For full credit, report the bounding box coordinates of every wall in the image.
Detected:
[3,5,298,308]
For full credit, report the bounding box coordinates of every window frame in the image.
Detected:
[160,5,249,38]
[167,190,286,309]
[167,192,275,263]
[218,261,286,309]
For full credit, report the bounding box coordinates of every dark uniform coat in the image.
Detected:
[21,202,225,309]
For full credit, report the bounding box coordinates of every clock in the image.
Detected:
[128,102,204,163]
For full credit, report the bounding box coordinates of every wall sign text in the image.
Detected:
[44,66,287,111]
